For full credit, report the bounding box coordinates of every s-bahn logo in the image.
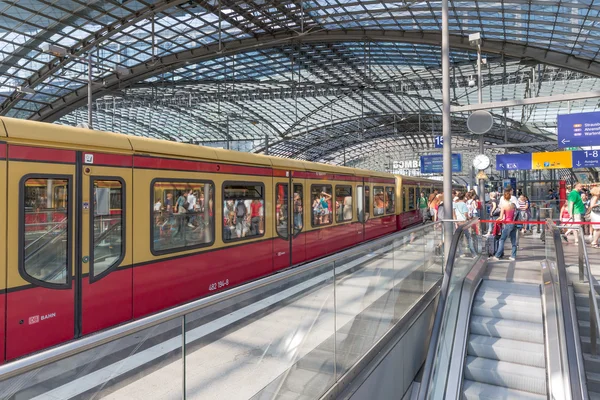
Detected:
[28,313,56,325]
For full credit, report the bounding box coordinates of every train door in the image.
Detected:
[290,177,307,265]
[273,173,307,270]
[6,147,77,360]
[79,153,133,335]
[273,176,290,271]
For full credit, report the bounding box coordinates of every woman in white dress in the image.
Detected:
[589,186,600,248]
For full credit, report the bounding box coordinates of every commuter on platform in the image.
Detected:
[419,192,429,222]
[487,192,500,235]
[493,192,518,261]
[454,193,476,255]
[565,183,585,244]
[517,195,530,234]
[589,187,600,249]
[430,194,441,221]
[547,188,559,216]
[582,192,591,236]
[428,189,438,221]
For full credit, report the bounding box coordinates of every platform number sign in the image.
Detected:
[434,136,443,148]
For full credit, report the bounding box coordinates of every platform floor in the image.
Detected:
[486,235,544,285]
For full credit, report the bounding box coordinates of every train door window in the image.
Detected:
[21,177,70,286]
[151,180,215,254]
[408,187,416,210]
[364,186,370,220]
[91,179,124,280]
[223,182,265,242]
[402,187,408,212]
[335,185,353,222]
[357,186,364,222]
[275,183,288,239]
[385,186,395,214]
[311,185,332,227]
[373,186,385,216]
[293,184,304,235]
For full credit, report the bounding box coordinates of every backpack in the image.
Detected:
[235,202,246,218]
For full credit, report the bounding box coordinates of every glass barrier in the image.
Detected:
[425,221,482,400]
[0,223,445,400]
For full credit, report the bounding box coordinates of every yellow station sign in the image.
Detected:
[531,151,573,169]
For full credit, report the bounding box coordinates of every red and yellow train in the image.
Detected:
[0,117,458,362]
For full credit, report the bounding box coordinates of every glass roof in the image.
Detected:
[1,0,600,172]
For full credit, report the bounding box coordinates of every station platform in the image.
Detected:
[0,220,597,400]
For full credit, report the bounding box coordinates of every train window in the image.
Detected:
[275,183,289,239]
[311,185,333,227]
[293,184,304,236]
[91,179,124,280]
[21,177,70,286]
[223,182,265,242]
[335,185,353,222]
[385,187,395,214]
[408,187,416,210]
[151,180,215,254]
[373,186,385,216]
[357,186,364,222]
[364,186,370,220]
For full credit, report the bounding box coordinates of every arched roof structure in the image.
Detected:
[1,0,600,172]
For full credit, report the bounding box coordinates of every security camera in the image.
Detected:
[468,79,476,87]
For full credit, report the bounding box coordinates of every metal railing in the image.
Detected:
[546,221,587,400]
[417,218,482,400]
[575,226,600,356]
[0,222,445,400]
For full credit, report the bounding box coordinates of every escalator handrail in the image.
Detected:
[92,220,121,249]
[574,225,600,351]
[24,217,67,251]
[547,220,586,400]
[417,218,480,400]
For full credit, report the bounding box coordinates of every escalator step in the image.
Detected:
[463,356,546,395]
[471,300,542,323]
[469,316,543,344]
[467,335,545,368]
[462,380,546,400]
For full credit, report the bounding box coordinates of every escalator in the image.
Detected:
[416,219,586,400]
[463,280,546,399]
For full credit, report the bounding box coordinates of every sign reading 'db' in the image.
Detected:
[557,112,600,148]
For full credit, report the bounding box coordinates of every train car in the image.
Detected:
[0,116,443,362]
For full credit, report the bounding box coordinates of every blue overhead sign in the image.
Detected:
[495,153,533,171]
[420,154,462,174]
[434,136,444,148]
[557,112,600,148]
[572,150,600,169]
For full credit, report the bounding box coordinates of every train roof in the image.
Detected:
[0,117,394,179]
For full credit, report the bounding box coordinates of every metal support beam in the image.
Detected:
[87,52,93,129]
[441,0,453,262]
[452,90,600,112]
[486,141,557,149]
